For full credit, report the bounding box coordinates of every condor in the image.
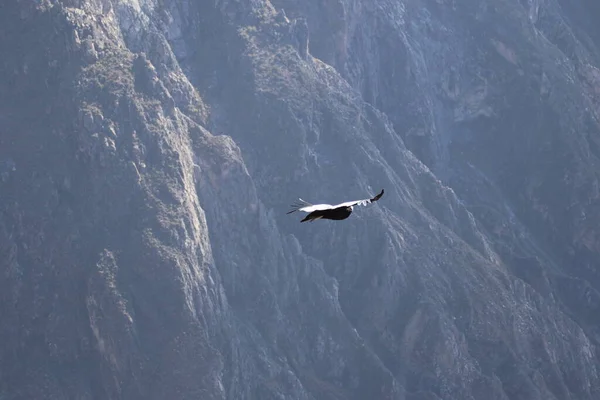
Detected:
[287,189,384,222]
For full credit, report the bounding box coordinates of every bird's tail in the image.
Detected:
[286,198,312,214]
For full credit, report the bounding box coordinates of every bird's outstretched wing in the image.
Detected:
[332,189,385,208]
[286,199,334,214]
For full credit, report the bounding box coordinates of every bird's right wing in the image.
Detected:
[332,189,385,208]
[286,199,333,214]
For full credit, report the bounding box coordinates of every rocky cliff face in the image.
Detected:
[1,0,600,399]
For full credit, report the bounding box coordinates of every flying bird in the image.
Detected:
[287,189,384,222]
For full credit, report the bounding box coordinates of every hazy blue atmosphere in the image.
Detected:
[1,0,600,399]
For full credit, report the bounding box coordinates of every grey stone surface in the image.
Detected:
[1,0,599,399]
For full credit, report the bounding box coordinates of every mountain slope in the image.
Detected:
[1,0,599,399]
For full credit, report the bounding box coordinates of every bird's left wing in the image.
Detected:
[286,199,334,214]
[332,189,385,208]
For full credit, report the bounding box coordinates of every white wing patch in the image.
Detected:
[297,203,334,212]
[332,199,373,208]
[287,199,335,214]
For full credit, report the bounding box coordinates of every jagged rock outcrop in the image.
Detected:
[1,0,600,399]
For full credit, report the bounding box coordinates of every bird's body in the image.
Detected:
[287,189,384,222]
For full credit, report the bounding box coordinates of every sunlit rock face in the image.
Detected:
[1,0,600,399]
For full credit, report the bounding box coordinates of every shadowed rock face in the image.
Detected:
[1,0,600,399]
